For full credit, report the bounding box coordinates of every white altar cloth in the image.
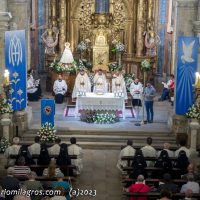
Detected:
[75,93,125,119]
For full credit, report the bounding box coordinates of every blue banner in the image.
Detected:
[176,36,199,115]
[5,30,27,110]
[41,99,55,126]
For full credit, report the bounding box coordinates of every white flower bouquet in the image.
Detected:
[0,137,10,153]
[185,103,200,120]
[37,122,57,143]
[0,94,13,114]
[140,59,151,72]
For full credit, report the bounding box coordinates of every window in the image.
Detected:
[95,0,109,14]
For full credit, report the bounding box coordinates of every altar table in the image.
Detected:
[75,93,125,119]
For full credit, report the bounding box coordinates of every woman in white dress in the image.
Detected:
[60,42,74,65]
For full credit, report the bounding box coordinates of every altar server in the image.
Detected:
[112,70,127,100]
[93,69,108,94]
[48,138,61,156]
[53,74,67,104]
[72,69,91,99]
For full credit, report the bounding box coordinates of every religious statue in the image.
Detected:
[41,27,59,55]
[144,25,160,57]
[60,42,74,66]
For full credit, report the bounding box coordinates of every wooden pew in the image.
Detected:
[124,192,200,199]
[9,154,77,159]
[121,156,177,167]
[123,166,182,172]
[14,176,75,182]
[29,165,76,176]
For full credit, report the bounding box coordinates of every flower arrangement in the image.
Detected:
[49,60,77,75]
[140,59,151,72]
[77,41,87,52]
[185,103,200,120]
[80,110,119,124]
[94,111,119,124]
[0,137,10,153]
[108,62,122,72]
[112,40,125,53]
[0,94,13,114]
[124,73,135,92]
[37,123,57,143]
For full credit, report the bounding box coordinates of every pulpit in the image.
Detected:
[93,30,109,71]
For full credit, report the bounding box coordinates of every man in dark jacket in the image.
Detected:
[0,167,20,200]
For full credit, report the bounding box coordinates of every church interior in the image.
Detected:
[0,0,200,200]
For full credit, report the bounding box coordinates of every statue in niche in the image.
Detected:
[95,29,108,46]
[144,23,160,57]
[41,27,59,55]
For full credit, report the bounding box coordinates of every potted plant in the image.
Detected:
[0,94,13,118]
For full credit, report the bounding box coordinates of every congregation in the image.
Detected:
[0,135,199,199]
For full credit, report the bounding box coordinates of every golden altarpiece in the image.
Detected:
[46,0,157,92]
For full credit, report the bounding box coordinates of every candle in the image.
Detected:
[194,72,200,88]
[3,69,10,86]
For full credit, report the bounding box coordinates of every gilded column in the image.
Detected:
[59,0,66,53]
[51,0,57,27]
[136,0,146,57]
[147,0,154,27]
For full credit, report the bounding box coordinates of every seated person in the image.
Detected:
[48,138,61,156]
[125,175,150,200]
[157,173,179,193]
[27,74,39,101]
[181,163,200,181]
[141,137,157,167]
[180,174,200,194]
[42,159,62,178]
[68,137,83,175]
[0,167,20,200]
[14,156,31,176]
[28,136,41,155]
[116,140,135,172]
[159,189,172,200]
[50,187,67,200]
[157,143,174,158]
[27,68,42,97]
[93,69,108,94]
[159,74,175,101]
[52,172,71,200]
[53,74,67,104]
[175,139,190,158]
[4,137,21,166]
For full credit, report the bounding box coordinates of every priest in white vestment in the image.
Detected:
[112,71,127,100]
[117,140,135,172]
[53,74,67,104]
[48,138,61,156]
[93,69,108,94]
[72,69,91,99]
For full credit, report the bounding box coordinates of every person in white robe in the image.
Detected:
[60,42,74,65]
[28,136,41,155]
[48,138,61,156]
[157,143,174,158]
[117,140,135,172]
[130,78,143,118]
[112,71,127,100]
[93,69,108,94]
[175,139,190,158]
[68,137,83,175]
[27,74,39,101]
[141,137,157,167]
[53,74,67,104]
[72,69,91,99]
[4,137,21,166]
